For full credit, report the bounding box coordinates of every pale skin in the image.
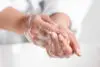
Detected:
[0,7,80,58]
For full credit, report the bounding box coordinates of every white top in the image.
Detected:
[0,0,93,38]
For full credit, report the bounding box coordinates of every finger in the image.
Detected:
[46,40,53,57]
[49,33,56,57]
[57,27,68,39]
[45,34,53,57]
[31,15,57,32]
[68,30,81,56]
[31,15,50,28]
[38,20,58,32]
[50,32,61,57]
[59,34,72,57]
[58,34,67,58]
[40,14,59,28]
[40,14,54,24]
[50,32,64,58]
[46,33,56,57]
[59,28,75,56]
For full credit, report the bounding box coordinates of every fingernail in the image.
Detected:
[76,49,81,56]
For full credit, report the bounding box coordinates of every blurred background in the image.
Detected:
[0,0,100,67]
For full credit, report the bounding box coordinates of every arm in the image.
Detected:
[0,7,28,34]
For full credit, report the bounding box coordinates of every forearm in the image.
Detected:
[0,7,28,34]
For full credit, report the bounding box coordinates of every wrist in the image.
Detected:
[15,15,29,34]
[50,12,71,29]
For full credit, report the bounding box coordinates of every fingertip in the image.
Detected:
[75,49,81,56]
[76,53,81,57]
[63,46,73,57]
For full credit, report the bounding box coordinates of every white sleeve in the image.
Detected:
[0,0,11,12]
[42,0,93,38]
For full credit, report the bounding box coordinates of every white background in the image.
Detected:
[0,0,100,67]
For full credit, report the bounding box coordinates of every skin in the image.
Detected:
[41,14,81,57]
[50,13,81,56]
[0,7,28,34]
[0,7,81,58]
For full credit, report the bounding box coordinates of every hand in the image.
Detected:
[25,15,60,47]
[41,13,81,57]
[46,26,80,58]
[25,14,81,58]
